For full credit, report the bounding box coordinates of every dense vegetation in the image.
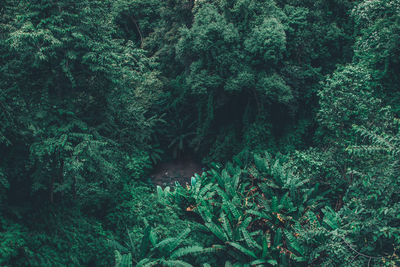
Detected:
[1,0,399,266]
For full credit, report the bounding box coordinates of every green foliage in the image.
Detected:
[1,0,399,266]
[115,250,132,267]
[0,219,25,265]
[293,120,400,266]
[352,0,400,111]
[155,152,329,265]
[0,209,114,266]
[105,184,190,242]
[244,17,286,65]
[125,152,152,179]
[0,0,164,265]
[113,224,218,266]
[317,64,382,143]
[169,0,348,160]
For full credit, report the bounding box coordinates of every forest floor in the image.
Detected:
[150,159,204,187]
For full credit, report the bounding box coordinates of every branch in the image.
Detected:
[130,16,143,48]
[338,235,382,261]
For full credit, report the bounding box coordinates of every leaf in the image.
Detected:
[171,246,205,259]
[109,239,128,253]
[222,197,241,220]
[267,259,278,266]
[322,206,340,230]
[247,210,272,220]
[139,226,152,259]
[153,228,190,253]
[273,228,282,247]
[241,229,262,250]
[137,258,158,267]
[271,196,278,213]
[198,183,213,198]
[250,259,277,266]
[160,259,193,267]
[254,154,268,173]
[156,186,164,203]
[226,242,258,259]
[197,203,214,223]
[284,230,304,255]
[152,237,176,252]
[221,212,233,241]
[191,176,197,187]
[115,251,132,267]
[261,233,269,259]
[205,222,228,242]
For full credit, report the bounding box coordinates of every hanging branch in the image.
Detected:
[130,16,143,48]
[338,235,382,265]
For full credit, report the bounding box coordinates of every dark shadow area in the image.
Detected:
[150,158,204,187]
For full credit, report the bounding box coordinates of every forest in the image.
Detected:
[0,0,399,266]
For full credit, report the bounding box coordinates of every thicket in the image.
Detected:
[0,0,399,266]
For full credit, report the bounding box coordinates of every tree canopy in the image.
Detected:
[0,0,399,266]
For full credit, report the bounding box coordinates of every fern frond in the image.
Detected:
[139,226,152,259]
[115,251,132,267]
[273,228,282,247]
[152,237,176,252]
[250,259,277,266]
[254,154,269,173]
[151,228,190,254]
[205,222,228,242]
[349,125,400,156]
[261,233,270,259]
[221,212,233,241]
[233,172,241,191]
[241,228,262,250]
[240,216,252,230]
[247,209,272,220]
[170,246,206,259]
[271,196,278,213]
[159,259,193,267]
[169,228,191,252]
[109,239,128,253]
[156,185,164,203]
[322,206,340,230]
[226,242,258,259]
[198,182,213,198]
[284,230,304,255]
[136,258,158,267]
[197,202,214,223]
[223,198,241,220]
